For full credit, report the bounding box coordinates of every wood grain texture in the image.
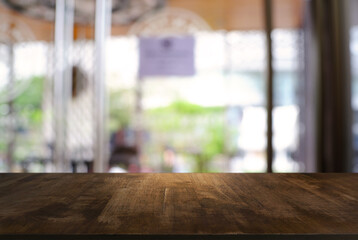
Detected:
[0,173,357,238]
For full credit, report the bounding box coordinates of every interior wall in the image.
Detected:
[0,0,304,42]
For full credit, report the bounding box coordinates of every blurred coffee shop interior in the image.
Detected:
[0,0,358,173]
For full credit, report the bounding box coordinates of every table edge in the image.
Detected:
[1,234,358,240]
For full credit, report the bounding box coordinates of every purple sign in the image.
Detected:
[139,36,195,77]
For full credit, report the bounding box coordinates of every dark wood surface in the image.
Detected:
[0,173,358,239]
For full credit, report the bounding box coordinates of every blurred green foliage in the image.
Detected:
[0,76,44,163]
[109,90,229,172]
[109,89,133,131]
[15,76,44,128]
[150,100,223,115]
[148,100,226,172]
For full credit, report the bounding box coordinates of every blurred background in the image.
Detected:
[0,0,356,173]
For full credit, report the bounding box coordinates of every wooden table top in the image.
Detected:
[0,173,358,240]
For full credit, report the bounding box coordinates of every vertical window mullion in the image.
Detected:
[264,0,274,173]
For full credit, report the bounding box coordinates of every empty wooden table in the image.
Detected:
[0,173,358,240]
